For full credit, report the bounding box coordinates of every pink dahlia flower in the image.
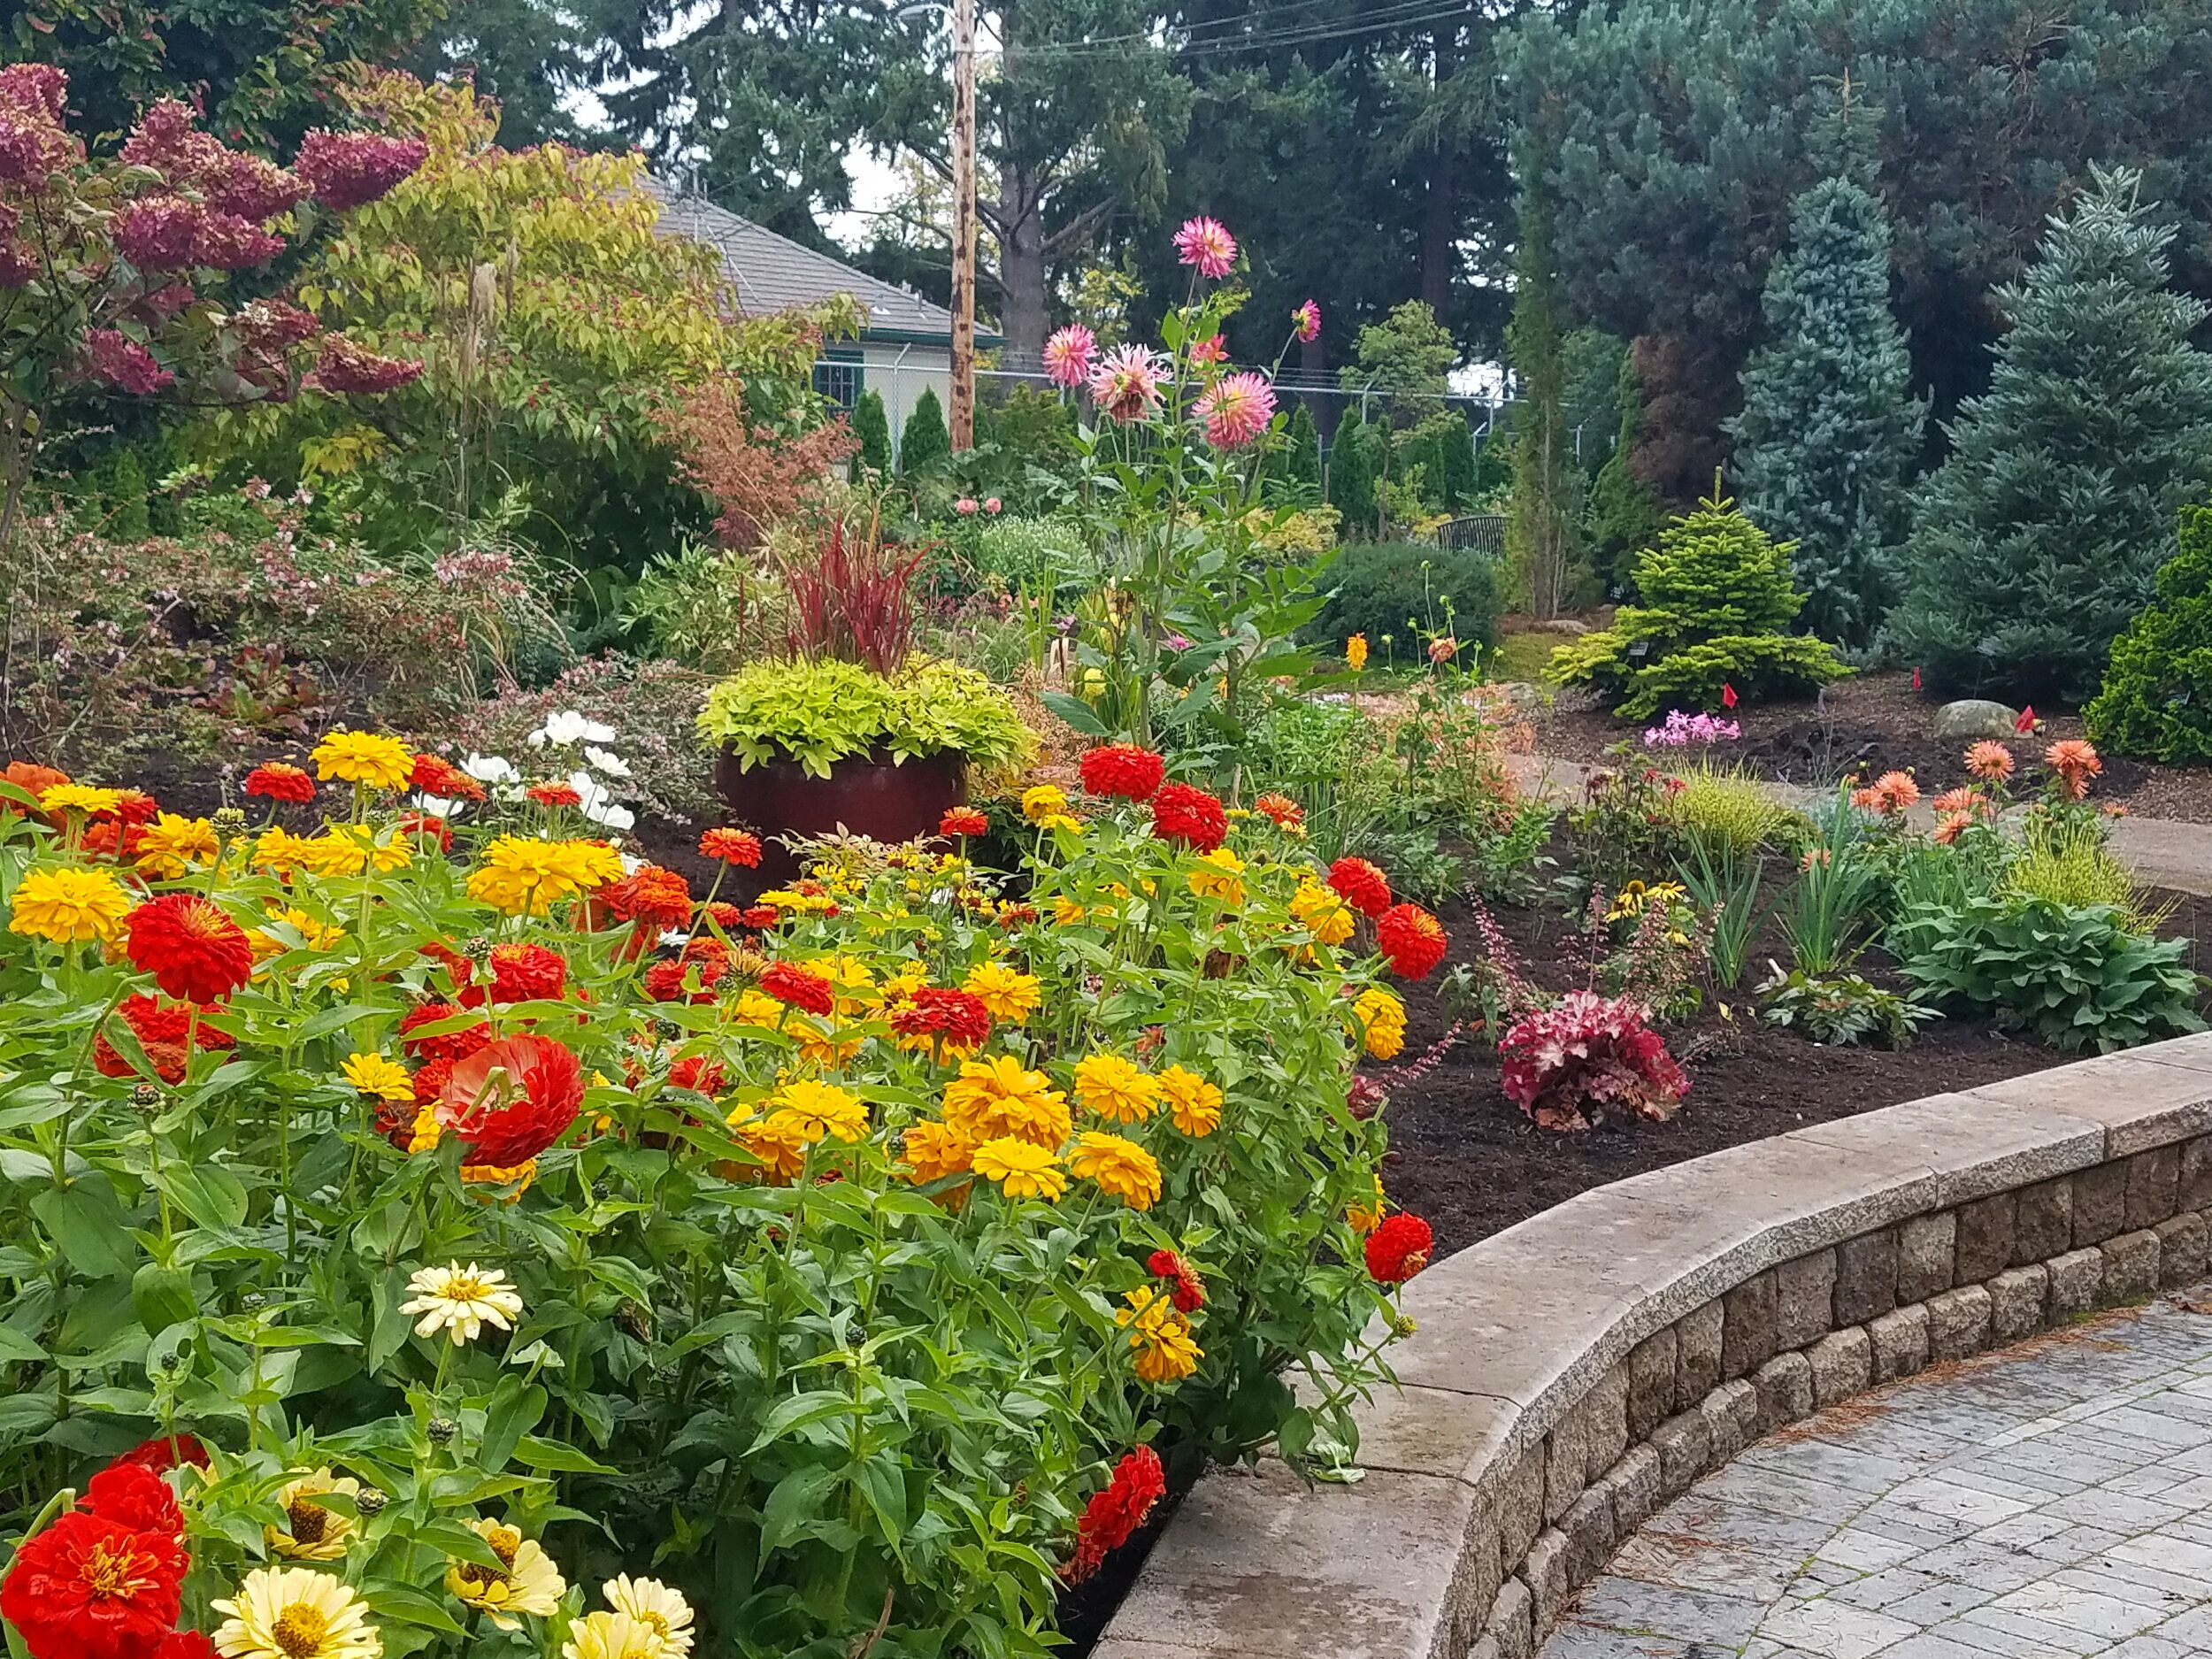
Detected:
[1042,323,1097,390]
[1195,371,1276,449]
[1088,343,1170,424]
[1292,299,1321,344]
[1190,333,1227,365]
[1173,216,1237,280]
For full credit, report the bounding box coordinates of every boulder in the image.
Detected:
[1932,698,2018,741]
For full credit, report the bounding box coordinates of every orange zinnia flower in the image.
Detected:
[2043,739,2102,800]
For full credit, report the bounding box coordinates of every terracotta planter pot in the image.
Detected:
[716,746,967,882]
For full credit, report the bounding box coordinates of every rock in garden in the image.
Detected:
[1932,698,2018,740]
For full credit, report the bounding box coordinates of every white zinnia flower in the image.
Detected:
[211,1564,382,1659]
[539,710,616,748]
[398,1263,524,1346]
[583,746,632,779]
[560,1612,663,1659]
[603,1576,695,1656]
[266,1468,362,1560]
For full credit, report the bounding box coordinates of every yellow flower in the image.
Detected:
[1347,1175,1386,1237]
[252,826,319,879]
[1071,1052,1163,1125]
[342,1052,414,1102]
[398,1262,524,1346]
[1346,633,1369,672]
[1353,987,1407,1061]
[1051,895,1089,926]
[134,812,220,878]
[311,729,414,790]
[941,1055,1071,1148]
[8,866,131,944]
[561,1611,663,1659]
[1157,1065,1223,1137]
[962,960,1041,1023]
[1117,1286,1201,1383]
[1069,1131,1162,1210]
[1290,880,1355,947]
[603,1575,695,1655]
[37,783,123,817]
[1186,848,1247,905]
[764,1079,869,1144]
[972,1134,1067,1201]
[900,1121,976,1183]
[730,988,785,1030]
[467,836,620,915]
[446,1517,566,1630]
[211,1565,380,1659]
[1021,783,1070,823]
[292,829,370,879]
[726,1106,810,1183]
[253,906,347,960]
[266,1469,361,1561]
[1607,879,1688,922]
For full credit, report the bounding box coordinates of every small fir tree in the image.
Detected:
[1326,412,1381,536]
[1551,481,1851,717]
[1506,181,1584,618]
[899,388,952,476]
[1886,167,2212,703]
[1727,174,1924,648]
[1585,349,1667,589]
[2085,503,2212,761]
[851,388,892,476]
[1278,401,1323,495]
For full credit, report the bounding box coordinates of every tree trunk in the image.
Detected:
[998,176,1050,372]
[1420,30,1458,317]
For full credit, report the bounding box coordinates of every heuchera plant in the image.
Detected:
[1498,989,1690,1132]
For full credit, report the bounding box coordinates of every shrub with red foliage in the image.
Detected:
[1498,990,1689,1133]
[662,371,862,554]
[1061,1446,1166,1584]
[1149,782,1226,852]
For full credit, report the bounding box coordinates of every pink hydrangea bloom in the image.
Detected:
[294,131,429,211]
[209,154,310,223]
[1292,299,1321,344]
[1194,371,1276,449]
[190,211,284,270]
[0,64,67,121]
[1172,216,1236,280]
[309,336,423,395]
[0,65,80,187]
[83,329,174,395]
[1041,322,1096,390]
[111,197,204,270]
[1087,343,1169,424]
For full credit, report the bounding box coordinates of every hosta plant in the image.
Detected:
[1497,990,1689,1132]
[0,734,1432,1659]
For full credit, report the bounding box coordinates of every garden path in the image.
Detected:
[1503,755,2212,898]
[1535,1291,2212,1658]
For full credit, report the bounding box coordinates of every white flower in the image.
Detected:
[414,793,465,820]
[571,770,636,832]
[398,1263,524,1346]
[584,746,632,779]
[464,753,519,785]
[588,802,635,832]
[538,710,615,748]
[211,1565,382,1659]
[619,851,644,876]
[446,1517,567,1630]
[561,1612,662,1659]
[658,929,690,949]
[603,1577,695,1656]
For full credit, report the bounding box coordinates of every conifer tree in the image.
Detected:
[1506,180,1583,618]
[2085,503,2212,761]
[1585,349,1667,590]
[1888,168,2212,703]
[1729,173,1924,648]
[899,388,951,476]
[1325,412,1381,537]
[1277,401,1323,496]
[851,389,893,478]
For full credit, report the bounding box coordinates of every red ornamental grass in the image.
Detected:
[1079,743,1166,802]
[777,511,926,676]
[1149,782,1227,852]
[1375,902,1448,979]
[125,895,253,1005]
[1365,1212,1433,1284]
[759,961,835,1017]
[436,1034,586,1166]
[1326,856,1392,918]
[1061,1446,1167,1585]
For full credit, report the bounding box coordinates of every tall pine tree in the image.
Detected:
[1728,173,1924,648]
[1887,167,2212,703]
[1505,178,1582,618]
[1586,349,1667,590]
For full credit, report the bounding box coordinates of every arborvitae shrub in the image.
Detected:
[2085,504,2212,762]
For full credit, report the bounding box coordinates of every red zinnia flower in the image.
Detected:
[487,942,566,1004]
[436,1033,586,1166]
[1079,743,1166,802]
[124,895,253,1005]
[111,790,160,826]
[0,1508,188,1659]
[643,959,714,1003]
[242,763,314,804]
[1327,857,1392,918]
[93,995,235,1085]
[1365,1211,1433,1284]
[1146,1248,1207,1312]
[526,781,582,809]
[602,864,693,929]
[1149,782,1227,852]
[1375,903,1448,979]
[1061,1446,1167,1585]
[699,826,764,867]
[939,806,989,838]
[889,987,993,1052]
[82,1465,183,1537]
[397,1000,491,1064]
[1254,793,1303,830]
[108,1435,208,1476]
[409,754,487,803]
[80,822,147,861]
[759,961,834,1017]
[668,1055,728,1095]
[157,1634,217,1659]
[397,810,452,851]
[742,905,781,929]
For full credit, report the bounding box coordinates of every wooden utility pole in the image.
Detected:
[949,0,977,449]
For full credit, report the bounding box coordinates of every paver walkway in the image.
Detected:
[1538,1293,2212,1658]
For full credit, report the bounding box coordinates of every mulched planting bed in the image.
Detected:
[1525,666,2212,824]
[1376,881,2212,1261]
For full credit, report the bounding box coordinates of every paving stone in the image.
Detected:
[1832,1230,1897,1325]
[1988,1264,2048,1342]
[1545,1365,1627,1525]
[2156,1210,2208,1287]
[1870,1302,1931,1383]
[1772,1250,1835,1351]
[2015,1177,2075,1264]
[1928,1284,1993,1363]
[1648,1410,1709,1501]
[1752,1350,1813,1433]
[1722,1270,1778,1382]
[1897,1210,1956,1303]
[1809,1325,1872,1408]
[2127,1144,2183,1228]
[2180,1133,2212,1211]
[1955,1194,2016,1285]
[2071,1161,2129,1248]
[2048,1247,2105,1321]
[1523,1526,1571,1630]
[2101,1227,2162,1304]
[1700,1379,1759,1467]
[1624,1327,1676,1440]
[1674,1300,1723,1402]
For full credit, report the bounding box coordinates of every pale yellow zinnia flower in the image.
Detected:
[211,1564,382,1659]
[603,1576,695,1655]
[446,1517,567,1629]
[398,1263,524,1346]
[266,1469,361,1560]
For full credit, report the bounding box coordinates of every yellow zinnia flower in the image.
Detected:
[1353,986,1407,1061]
[971,1135,1067,1201]
[341,1052,414,1102]
[1290,880,1355,947]
[134,812,220,879]
[900,1121,976,1183]
[941,1055,1070,1148]
[1020,783,1070,823]
[252,826,319,879]
[1157,1065,1223,1137]
[467,836,620,916]
[726,1106,810,1183]
[265,1469,361,1561]
[961,960,1041,1023]
[1069,1131,1162,1210]
[764,1079,868,1144]
[447,1517,567,1630]
[1071,1052,1163,1124]
[1186,848,1247,905]
[37,782,123,818]
[1117,1286,1202,1382]
[211,1565,380,1659]
[292,829,370,879]
[311,729,414,790]
[1346,633,1369,672]
[8,866,131,943]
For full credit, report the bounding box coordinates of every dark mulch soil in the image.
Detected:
[1375,881,2212,1262]
[1524,665,2212,824]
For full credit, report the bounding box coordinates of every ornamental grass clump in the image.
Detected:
[0,733,1428,1659]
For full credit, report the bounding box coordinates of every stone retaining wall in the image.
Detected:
[1095,1034,2212,1659]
